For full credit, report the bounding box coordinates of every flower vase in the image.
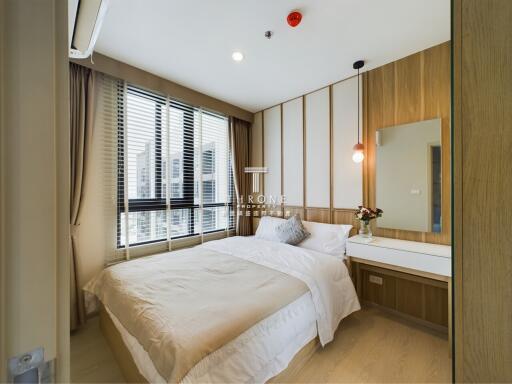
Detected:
[359,220,372,239]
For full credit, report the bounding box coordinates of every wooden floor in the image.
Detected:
[71,316,125,383]
[71,307,451,383]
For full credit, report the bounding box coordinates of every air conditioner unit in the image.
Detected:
[69,0,109,59]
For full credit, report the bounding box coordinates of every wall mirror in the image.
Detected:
[376,118,442,233]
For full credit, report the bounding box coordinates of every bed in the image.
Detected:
[84,218,360,383]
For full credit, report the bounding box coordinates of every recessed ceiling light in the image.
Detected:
[232,51,244,62]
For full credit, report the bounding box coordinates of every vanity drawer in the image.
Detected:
[347,239,451,277]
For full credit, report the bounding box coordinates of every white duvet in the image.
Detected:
[96,236,360,383]
[201,236,360,346]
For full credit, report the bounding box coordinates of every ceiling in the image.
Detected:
[95,0,450,113]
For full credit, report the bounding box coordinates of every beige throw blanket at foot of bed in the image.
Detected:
[84,247,308,383]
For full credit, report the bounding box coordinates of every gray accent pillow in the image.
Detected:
[275,214,311,245]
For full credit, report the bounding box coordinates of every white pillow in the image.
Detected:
[298,221,352,258]
[255,216,286,242]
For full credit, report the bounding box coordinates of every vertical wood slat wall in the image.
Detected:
[363,42,451,245]
[252,42,450,246]
[252,76,364,233]
[453,0,512,381]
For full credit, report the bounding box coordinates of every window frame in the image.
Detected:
[117,85,233,248]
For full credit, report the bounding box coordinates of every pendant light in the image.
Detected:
[352,60,365,163]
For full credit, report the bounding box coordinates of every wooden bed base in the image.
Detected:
[99,305,319,383]
[99,306,147,383]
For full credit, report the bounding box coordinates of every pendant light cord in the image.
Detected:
[357,67,360,144]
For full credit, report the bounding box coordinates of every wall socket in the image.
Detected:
[369,275,383,285]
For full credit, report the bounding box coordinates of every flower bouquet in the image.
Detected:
[354,206,383,239]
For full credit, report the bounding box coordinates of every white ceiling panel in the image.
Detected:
[95,0,450,112]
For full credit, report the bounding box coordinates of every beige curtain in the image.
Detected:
[230,117,252,236]
[70,63,96,331]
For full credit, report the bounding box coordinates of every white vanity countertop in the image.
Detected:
[347,235,451,259]
[346,235,452,277]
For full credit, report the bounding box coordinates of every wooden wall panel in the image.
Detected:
[453,4,464,376]
[358,264,448,330]
[363,42,451,245]
[361,269,396,308]
[284,206,304,220]
[305,208,330,224]
[251,43,450,237]
[424,285,448,327]
[454,0,512,381]
[396,279,423,319]
[423,44,451,244]
[395,53,422,123]
[332,209,358,236]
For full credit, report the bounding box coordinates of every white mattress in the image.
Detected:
[107,292,318,383]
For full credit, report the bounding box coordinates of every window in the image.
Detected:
[117,85,233,247]
[203,149,215,174]
[172,158,180,178]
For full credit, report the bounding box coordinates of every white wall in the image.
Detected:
[376,118,441,232]
[263,106,281,203]
[0,0,69,381]
[332,77,363,208]
[305,88,330,208]
[251,112,263,169]
[282,98,303,206]
[251,77,363,213]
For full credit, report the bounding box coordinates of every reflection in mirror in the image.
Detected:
[376,118,441,233]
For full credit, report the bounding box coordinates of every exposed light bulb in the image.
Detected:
[352,150,364,163]
[232,51,244,62]
[352,143,364,163]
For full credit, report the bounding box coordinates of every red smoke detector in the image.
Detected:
[287,11,302,27]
